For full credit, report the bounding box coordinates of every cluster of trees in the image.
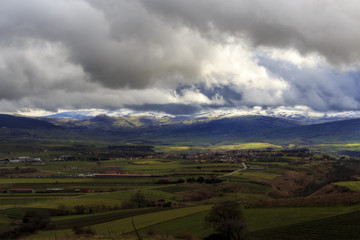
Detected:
[155,176,222,185]
[186,176,222,184]
[155,178,185,184]
[54,192,173,217]
[56,203,121,215]
[0,211,54,239]
[122,192,172,209]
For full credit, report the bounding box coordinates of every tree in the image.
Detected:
[21,211,54,233]
[205,202,246,240]
[74,205,86,214]
[130,192,149,208]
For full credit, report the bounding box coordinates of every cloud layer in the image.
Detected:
[0,0,359,114]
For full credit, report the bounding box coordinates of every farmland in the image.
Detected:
[0,145,360,239]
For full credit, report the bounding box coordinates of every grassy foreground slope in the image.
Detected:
[25,205,211,239]
[250,210,360,240]
[24,204,360,239]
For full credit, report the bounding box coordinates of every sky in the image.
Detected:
[0,0,360,116]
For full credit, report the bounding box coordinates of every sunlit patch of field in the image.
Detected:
[210,142,282,151]
[154,145,201,153]
[154,142,282,153]
[335,181,360,191]
[313,142,360,152]
[124,159,182,174]
[316,143,360,148]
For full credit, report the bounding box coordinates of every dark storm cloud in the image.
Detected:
[142,0,360,66]
[0,0,360,113]
[0,0,212,90]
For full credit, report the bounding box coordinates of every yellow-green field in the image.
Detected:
[313,142,360,152]
[26,205,212,239]
[29,197,123,209]
[0,148,358,240]
[335,181,360,191]
[154,142,282,153]
[233,171,281,180]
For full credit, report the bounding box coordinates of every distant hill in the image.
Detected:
[0,114,56,129]
[158,116,302,138]
[1,113,360,144]
[267,118,360,142]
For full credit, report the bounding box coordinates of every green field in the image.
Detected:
[24,203,360,240]
[52,208,163,229]
[335,181,360,191]
[139,210,212,237]
[93,205,211,234]
[0,178,92,184]
[0,146,358,240]
[27,205,212,239]
[312,142,360,154]
[0,215,16,233]
[137,205,360,238]
[249,210,360,240]
[231,170,281,180]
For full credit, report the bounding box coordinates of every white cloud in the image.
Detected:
[0,0,360,114]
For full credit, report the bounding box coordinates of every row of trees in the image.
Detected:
[55,192,173,216]
[57,203,121,215]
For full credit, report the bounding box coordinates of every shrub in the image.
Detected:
[72,225,96,235]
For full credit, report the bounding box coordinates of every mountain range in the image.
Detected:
[0,113,359,145]
[43,109,360,124]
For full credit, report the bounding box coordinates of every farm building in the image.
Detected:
[156,178,171,184]
[46,188,64,193]
[154,199,166,207]
[10,157,42,163]
[75,188,92,193]
[94,173,151,178]
[9,189,35,193]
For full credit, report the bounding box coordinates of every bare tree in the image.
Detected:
[205,202,247,240]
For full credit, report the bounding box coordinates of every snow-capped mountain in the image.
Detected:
[43,109,174,120]
[41,107,360,124]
